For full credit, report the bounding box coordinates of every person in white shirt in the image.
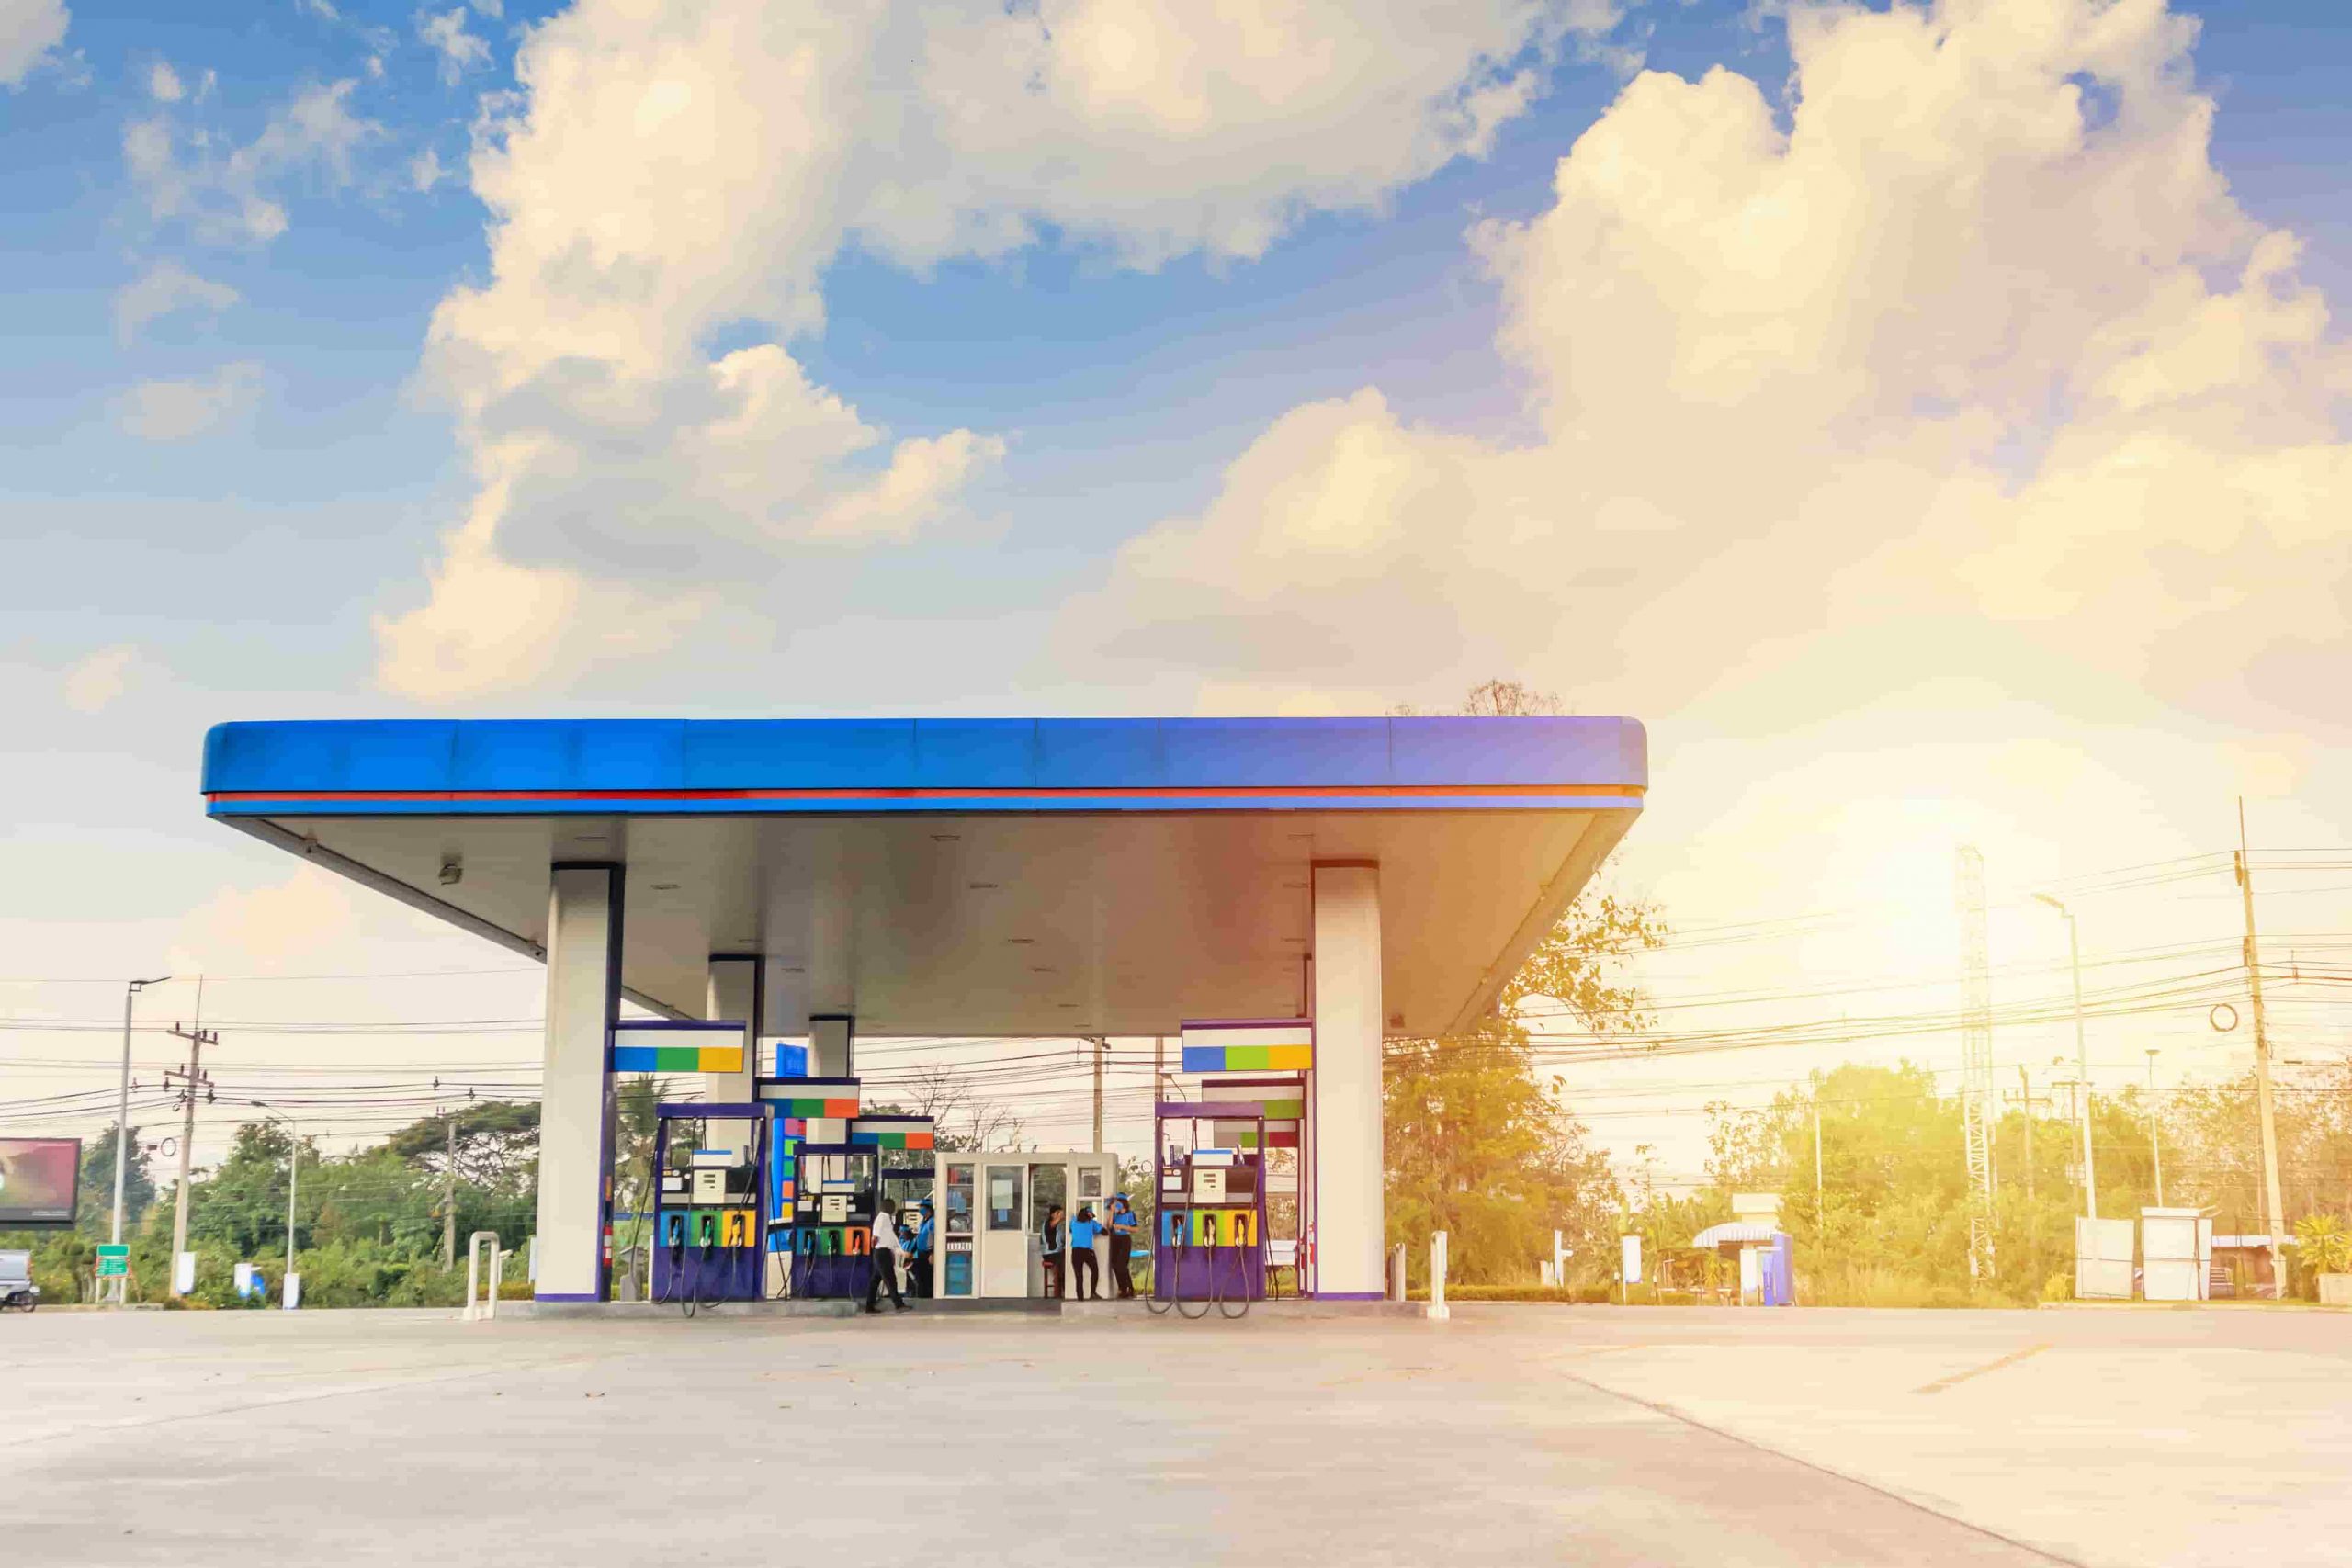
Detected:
[865,1201,910,1314]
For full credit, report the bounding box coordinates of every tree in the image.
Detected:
[385,1100,540,1192]
[186,1122,301,1258]
[608,1076,684,1280]
[76,1122,158,1235]
[885,1063,1027,1151]
[1380,679,1667,1286]
[1385,1021,1620,1284]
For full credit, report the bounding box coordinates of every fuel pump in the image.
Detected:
[649,1102,768,1314]
[1148,1100,1270,1321]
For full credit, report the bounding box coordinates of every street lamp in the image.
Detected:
[109,975,171,1304]
[251,1101,300,1309]
[2035,894,2098,1220]
[2145,1047,2163,1207]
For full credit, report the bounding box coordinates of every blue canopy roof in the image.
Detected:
[202,716,1646,818]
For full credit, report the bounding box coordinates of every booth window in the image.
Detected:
[987,1166,1023,1230]
[944,1164,974,1237]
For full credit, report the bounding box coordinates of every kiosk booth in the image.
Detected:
[933,1150,1120,1300]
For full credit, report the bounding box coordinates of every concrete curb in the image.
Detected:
[501,1298,859,1321]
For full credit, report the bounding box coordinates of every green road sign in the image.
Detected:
[96,1244,129,1278]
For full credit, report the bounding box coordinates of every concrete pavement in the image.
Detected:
[4,1303,2343,1566]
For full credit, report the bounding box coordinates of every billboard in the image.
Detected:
[0,1138,81,1230]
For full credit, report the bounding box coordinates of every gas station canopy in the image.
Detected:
[202,716,1645,1038]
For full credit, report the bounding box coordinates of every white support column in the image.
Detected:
[536,864,621,1301]
[810,1013,854,1079]
[705,955,762,1153]
[1312,863,1384,1299]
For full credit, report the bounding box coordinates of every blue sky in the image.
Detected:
[5,0,2346,705]
[6,0,2351,1170]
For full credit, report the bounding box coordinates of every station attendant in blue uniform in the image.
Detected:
[1069,1205,1104,1301]
[1106,1193,1139,1299]
[910,1200,936,1298]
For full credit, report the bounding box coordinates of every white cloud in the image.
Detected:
[125,78,378,246]
[407,144,444,192]
[61,643,136,713]
[146,58,181,101]
[1080,0,2352,750]
[376,0,1612,700]
[417,6,488,85]
[117,360,262,440]
[113,259,239,343]
[165,863,473,979]
[0,0,67,90]
[806,429,1011,541]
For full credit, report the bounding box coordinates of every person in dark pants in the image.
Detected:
[1040,1204,1067,1299]
[1106,1193,1138,1299]
[908,1199,935,1299]
[865,1201,910,1314]
[1069,1205,1103,1301]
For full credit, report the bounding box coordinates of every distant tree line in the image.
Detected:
[5,1101,538,1308]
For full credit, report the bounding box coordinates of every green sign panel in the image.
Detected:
[96,1244,129,1278]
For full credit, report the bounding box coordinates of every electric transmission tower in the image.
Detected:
[1956,846,1996,1280]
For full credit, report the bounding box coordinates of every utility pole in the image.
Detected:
[442,1111,458,1270]
[1812,1101,1825,1232]
[164,1017,216,1296]
[109,975,170,1304]
[253,1103,300,1307]
[2145,1048,2164,1207]
[2235,801,2289,1295]
[2035,894,2096,1220]
[1089,1036,1106,1152]
[1957,848,1996,1278]
[1152,1035,1165,1164]
[2016,1066,2036,1206]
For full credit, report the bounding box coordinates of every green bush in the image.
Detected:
[1802,1263,2021,1308]
[1400,1282,1716,1304]
[2292,1214,2349,1286]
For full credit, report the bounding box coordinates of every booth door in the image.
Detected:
[979,1163,1028,1298]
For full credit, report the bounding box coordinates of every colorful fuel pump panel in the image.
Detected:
[1161,1209,1259,1247]
[1178,1019,1313,1074]
[613,1041,745,1074]
[849,1115,935,1151]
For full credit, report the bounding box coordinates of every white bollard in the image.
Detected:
[1428,1231,1450,1321]
[464,1231,501,1322]
[1388,1242,1408,1302]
